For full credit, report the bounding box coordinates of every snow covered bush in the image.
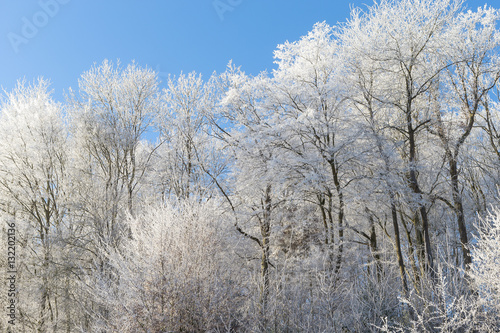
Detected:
[379,208,500,333]
[470,207,500,319]
[89,199,245,332]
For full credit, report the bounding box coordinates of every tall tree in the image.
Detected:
[68,59,160,246]
[67,60,161,330]
[0,79,69,332]
[432,6,500,269]
[341,0,465,279]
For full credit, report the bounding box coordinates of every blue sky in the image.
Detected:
[0,0,491,102]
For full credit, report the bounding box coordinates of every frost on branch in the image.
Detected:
[471,207,500,315]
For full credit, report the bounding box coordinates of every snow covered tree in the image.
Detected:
[0,79,71,332]
[268,22,355,275]
[340,0,470,284]
[218,66,283,328]
[67,60,161,330]
[429,5,500,269]
[69,59,160,218]
[153,71,227,202]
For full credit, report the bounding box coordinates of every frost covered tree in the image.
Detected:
[218,66,282,328]
[219,22,374,327]
[0,79,72,332]
[153,71,227,202]
[340,0,474,284]
[268,22,355,275]
[429,6,500,269]
[68,59,160,219]
[67,60,161,329]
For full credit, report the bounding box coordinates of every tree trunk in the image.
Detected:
[390,199,409,294]
[406,107,435,278]
[368,216,382,283]
[449,158,472,268]
[259,185,272,328]
[329,159,344,275]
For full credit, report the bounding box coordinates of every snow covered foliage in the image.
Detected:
[471,207,500,316]
[0,79,72,332]
[3,1,500,332]
[90,200,243,332]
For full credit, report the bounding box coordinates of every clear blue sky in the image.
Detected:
[0,0,491,102]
